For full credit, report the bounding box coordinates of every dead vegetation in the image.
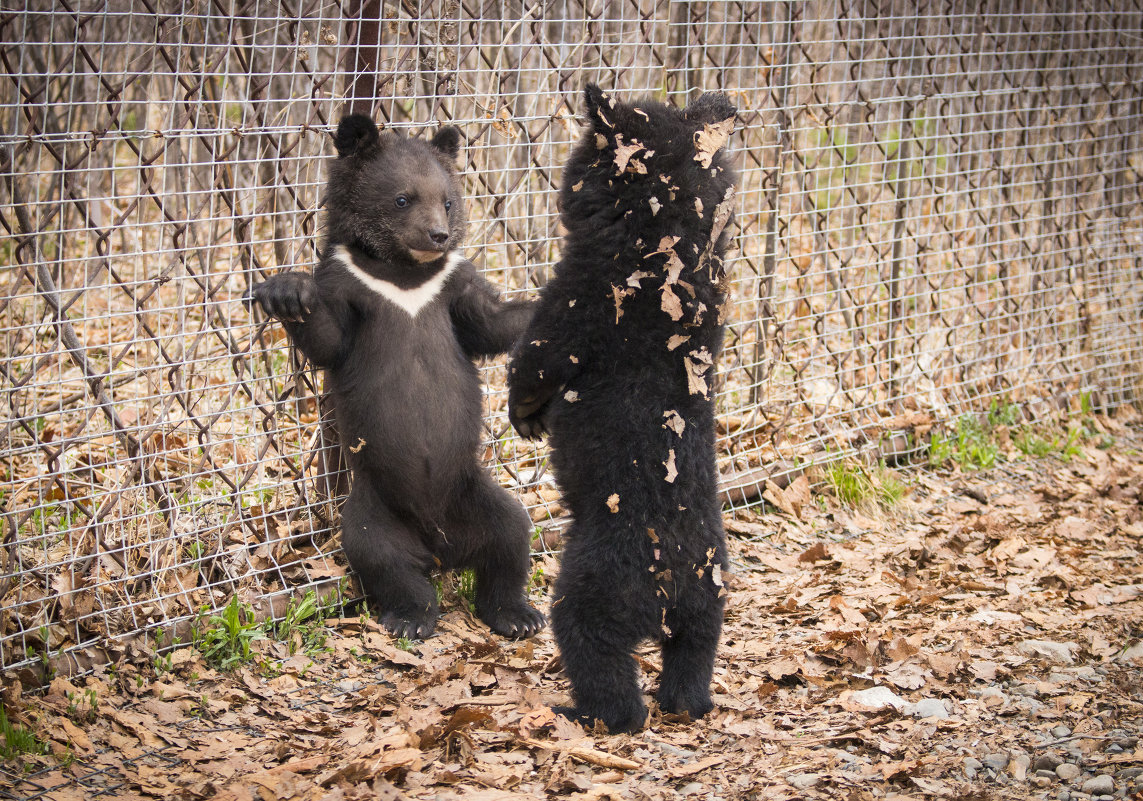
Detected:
[3,411,1141,801]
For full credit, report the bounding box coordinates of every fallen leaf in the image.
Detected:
[606,494,620,513]
[662,409,686,436]
[612,135,647,173]
[664,449,678,483]
[611,284,634,323]
[693,116,734,168]
[798,542,830,563]
[669,754,727,777]
[684,348,713,398]
[626,270,653,288]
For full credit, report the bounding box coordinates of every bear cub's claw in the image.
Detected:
[247,272,319,323]
[479,602,546,639]
[380,611,437,641]
[551,704,647,734]
[655,686,715,722]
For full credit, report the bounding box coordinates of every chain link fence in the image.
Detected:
[2,0,1142,675]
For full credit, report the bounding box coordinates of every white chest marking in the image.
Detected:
[334,245,459,318]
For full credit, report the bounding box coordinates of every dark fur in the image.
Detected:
[507,86,737,732]
[250,114,544,640]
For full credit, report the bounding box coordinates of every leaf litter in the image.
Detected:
[4,415,1143,800]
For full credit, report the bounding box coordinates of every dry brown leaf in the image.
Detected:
[798,542,830,563]
[662,409,686,436]
[668,754,728,777]
[626,270,653,288]
[612,136,646,173]
[692,117,734,167]
[660,285,684,321]
[611,284,634,323]
[684,348,713,398]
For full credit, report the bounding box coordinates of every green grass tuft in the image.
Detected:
[0,703,47,761]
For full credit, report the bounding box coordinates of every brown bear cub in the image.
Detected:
[250,115,544,641]
[508,86,737,732]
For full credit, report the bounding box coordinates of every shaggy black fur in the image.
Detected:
[507,85,738,733]
[250,114,544,640]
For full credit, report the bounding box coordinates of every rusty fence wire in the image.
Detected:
[2,0,1142,674]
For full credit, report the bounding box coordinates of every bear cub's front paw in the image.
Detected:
[478,602,546,639]
[247,272,319,323]
[380,609,437,641]
[507,387,554,440]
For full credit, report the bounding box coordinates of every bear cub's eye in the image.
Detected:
[444,200,452,211]
[395,195,409,208]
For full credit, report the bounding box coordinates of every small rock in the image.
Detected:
[1105,743,1124,754]
[1017,698,1047,715]
[1057,791,1070,801]
[1033,775,1054,788]
[847,686,907,712]
[965,757,984,771]
[1017,639,1076,664]
[909,698,950,720]
[1056,763,1082,781]
[788,773,820,790]
[1116,768,1143,780]
[1035,754,1065,772]
[1081,775,1115,795]
[1037,769,1061,780]
[1072,666,1098,681]
[983,753,1009,771]
[679,782,705,796]
[657,742,696,759]
[1048,672,1073,685]
[1011,754,1031,781]
[1052,725,1073,739]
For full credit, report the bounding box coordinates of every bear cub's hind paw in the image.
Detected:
[552,704,647,734]
[655,685,715,722]
[479,602,546,639]
[381,610,437,641]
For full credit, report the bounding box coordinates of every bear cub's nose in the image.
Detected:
[429,229,450,247]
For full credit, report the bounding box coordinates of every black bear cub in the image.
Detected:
[250,115,544,640]
[508,86,737,732]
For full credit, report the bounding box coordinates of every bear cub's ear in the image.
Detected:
[430,125,462,160]
[683,92,737,126]
[334,114,381,159]
[581,83,617,133]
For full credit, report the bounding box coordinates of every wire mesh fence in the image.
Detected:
[2,0,1142,675]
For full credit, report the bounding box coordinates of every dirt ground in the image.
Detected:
[3,414,1142,801]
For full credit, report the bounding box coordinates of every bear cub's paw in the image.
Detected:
[247,272,319,323]
[477,601,546,639]
[506,400,550,441]
[655,684,715,721]
[551,704,647,735]
[380,609,438,641]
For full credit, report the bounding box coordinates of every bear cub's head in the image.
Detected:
[326,114,467,267]
[559,85,737,249]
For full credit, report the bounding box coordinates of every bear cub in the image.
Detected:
[250,114,545,640]
[508,86,737,732]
